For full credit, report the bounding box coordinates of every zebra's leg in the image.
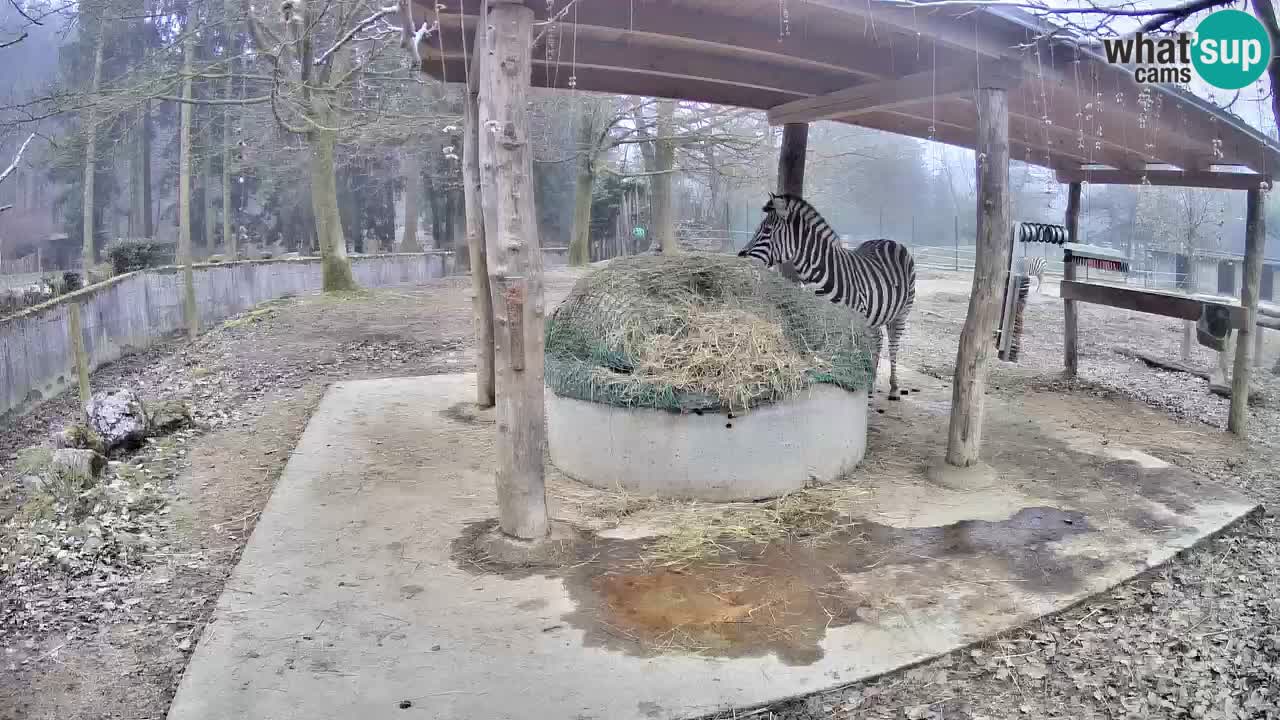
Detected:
[864,320,882,391]
[886,314,908,398]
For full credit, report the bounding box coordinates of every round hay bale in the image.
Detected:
[544,253,877,501]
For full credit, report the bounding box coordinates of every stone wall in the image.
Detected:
[0,253,453,418]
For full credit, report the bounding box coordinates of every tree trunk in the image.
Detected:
[81,24,106,271]
[946,87,1010,468]
[425,168,442,249]
[569,106,596,266]
[310,128,358,291]
[203,138,216,255]
[365,175,379,254]
[653,100,677,253]
[142,100,154,239]
[178,32,198,341]
[129,110,145,238]
[223,99,234,257]
[464,59,495,407]
[479,1,548,539]
[401,148,422,251]
[450,179,467,269]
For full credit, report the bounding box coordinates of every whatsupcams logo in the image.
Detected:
[1101,9,1272,90]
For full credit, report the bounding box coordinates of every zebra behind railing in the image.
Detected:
[1016,256,1047,293]
[738,193,916,398]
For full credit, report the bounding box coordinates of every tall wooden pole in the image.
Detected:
[465,25,496,408]
[946,87,1010,468]
[775,123,807,282]
[1062,181,1081,376]
[1229,187,1265,435]
[478,1,548,539]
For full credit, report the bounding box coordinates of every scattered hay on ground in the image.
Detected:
[550,472,873,570]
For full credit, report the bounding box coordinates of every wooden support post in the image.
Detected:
[1229,187,1265,435]
[946,86,1009,468]
[1062,181,1081,376]
[464,30,496,408]
[775,122,806,283]
[67,303,91,418]
[478,1,549,539]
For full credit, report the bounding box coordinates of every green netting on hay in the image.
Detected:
[544,252,877,413]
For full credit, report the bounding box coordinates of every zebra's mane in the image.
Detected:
[771,193,842,249]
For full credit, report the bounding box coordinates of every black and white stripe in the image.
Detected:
[1018,256,1047,291]
[738,193,916,396]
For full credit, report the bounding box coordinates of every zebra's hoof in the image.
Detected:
[888,395,900,402]
[899,389,909,396]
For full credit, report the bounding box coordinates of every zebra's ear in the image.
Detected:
[768,194,788,215]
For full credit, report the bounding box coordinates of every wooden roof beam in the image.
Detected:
[1055,166,1272,190]
[1033,50,1255,170]
[857,108,1093,171]
[820,0,1020,59]
[766,63,1019,125]
[431,21,854,99]
[421,55,801,110]
[931,97,1152,171]
[430,2,929,81]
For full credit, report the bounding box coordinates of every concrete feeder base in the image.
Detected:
[545,385,869,501]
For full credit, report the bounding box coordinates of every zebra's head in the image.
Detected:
[738,193,793,266]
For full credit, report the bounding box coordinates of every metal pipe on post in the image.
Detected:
[1063,181,1082,376]
[946,86,1010,468]
[1229,187,1265,435]
[775,122,807,283]
[477,1,549,539]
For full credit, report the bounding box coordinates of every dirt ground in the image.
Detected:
[2,267,1278,720]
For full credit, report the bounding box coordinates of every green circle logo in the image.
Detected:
[1192,10,1272,90]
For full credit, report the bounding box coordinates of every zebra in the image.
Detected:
[1017,255,1047,294]
[738,193,916,398]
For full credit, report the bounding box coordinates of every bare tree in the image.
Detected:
[241,0,404,290]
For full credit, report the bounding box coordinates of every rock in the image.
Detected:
[20,475,45,493]
[86,389,148,452]
[50,448,107,485]
[114,531,154,550]
[206,254,226,264]
[282,251,301,260]
[53,423,107,455]
[81,535,103,554]
[146,399,193,436]
[15,446,52,475]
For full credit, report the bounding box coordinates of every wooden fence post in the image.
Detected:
[464,26,496,408]
[68,303,91,417]
[1229,187,1265,434]
[478,1,549,539]
[946,86,1010,467]
[1063,181,1081,376]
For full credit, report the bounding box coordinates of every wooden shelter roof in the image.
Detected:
[417,0,1280,185]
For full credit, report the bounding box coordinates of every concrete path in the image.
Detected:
[167,374,1258,720]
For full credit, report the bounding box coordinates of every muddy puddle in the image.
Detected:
[453,506,1092,666]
